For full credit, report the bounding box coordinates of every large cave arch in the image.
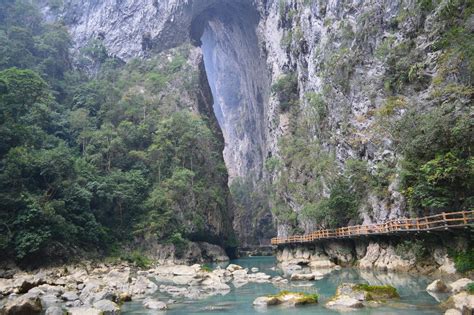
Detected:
[190,1,269,182]
[189,1,274,245]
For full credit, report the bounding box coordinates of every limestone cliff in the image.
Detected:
[40,0,473,244]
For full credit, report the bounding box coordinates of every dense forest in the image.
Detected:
[0,1,234,266]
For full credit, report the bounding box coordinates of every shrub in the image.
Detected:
[451,249,474,273]
[272,73,299,112]
[395,240,427,261]
[168,232,189,257]
[467,283,474,294]
[121,251,152,269]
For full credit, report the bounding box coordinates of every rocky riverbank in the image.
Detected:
[275,237,469,275]
[0,260,280,314]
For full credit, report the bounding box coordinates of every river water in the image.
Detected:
[122,256,444,314]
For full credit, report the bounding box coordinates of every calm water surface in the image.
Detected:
[122,256,443,315]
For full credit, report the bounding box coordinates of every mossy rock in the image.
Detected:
[326,283,399,311]
[254,290,318,307]
[353,284,400,301]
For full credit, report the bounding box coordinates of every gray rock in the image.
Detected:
[426,279,449,293]
[93,300,120,315]
[1,294,42,314]
[40,294,61,308]
[45,306,65,315]
[143,298,167,310]
[67,307,103,315]
[449,278,473,293]
[62,291,79,301]
[326,296,364,311]
[253,296,279,307]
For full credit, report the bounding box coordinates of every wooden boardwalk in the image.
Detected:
[271,210,474,245]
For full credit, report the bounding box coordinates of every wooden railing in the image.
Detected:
[271,210,474,245]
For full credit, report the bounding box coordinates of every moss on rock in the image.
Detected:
[353,283,400,300]
[254,290,318,307]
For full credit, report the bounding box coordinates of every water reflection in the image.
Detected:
[122,256,443,315]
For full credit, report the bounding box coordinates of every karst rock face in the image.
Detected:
[39,0,471,242]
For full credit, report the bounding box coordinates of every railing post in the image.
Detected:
[463,211,468,225]
[442,212,448,229]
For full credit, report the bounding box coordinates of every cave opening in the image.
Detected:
[190,2,274,246]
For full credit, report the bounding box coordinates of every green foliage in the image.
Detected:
[376,96,407,117]
[353,284,400,299]
[0,1,234,265]
[201,264,213,272]
[395,240,428,262]
[393,103,473,215]
[230,176,272,244]
[168,232,189,257]
[450,249,474,273]
[120,251,152,268]
[272,73,299,112]
[305,92,327,126]
[467,283,474,294]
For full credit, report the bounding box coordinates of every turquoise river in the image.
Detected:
[122,256,444,314]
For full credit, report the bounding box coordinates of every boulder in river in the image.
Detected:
[441,291,474,314]
[253,291,318,308]
[93,300,120,315]
[326,283,399,311]
[67,307,103,315]
[143,298,167,310]
[226,264,243,273]
[427,279,449,293]
[290,272,323,281]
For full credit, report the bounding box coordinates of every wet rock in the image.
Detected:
[231,269,248,279]
[143,298,167,310]
[253,296,279,307]
[226,264,242,272]
[93,300,120,315]
[253,291,318,308]
[129,276,157,296]
[326,295,364,311]
[118,292,132,302]
[290,272,323,281]
[67,307,103,315]
[326,283,399,311]
[427,279,449,293]
[247,272,271,283]
[271,276,288,284]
